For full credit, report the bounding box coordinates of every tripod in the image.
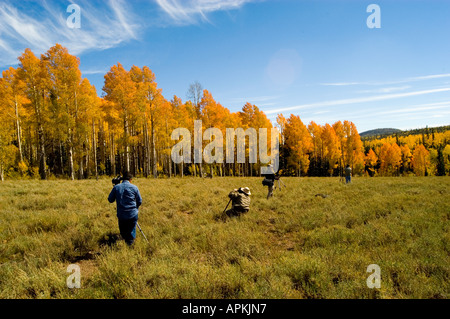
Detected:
[222,198,232,214]
[274,177,287,190]
[339,158,345,184]
[137,222,149,243]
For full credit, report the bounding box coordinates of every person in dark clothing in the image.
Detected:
[344,164,352,184]
[108,172,143,246]
[262,164,276,199]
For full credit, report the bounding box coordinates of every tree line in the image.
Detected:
[1,44,448,180]
[362,129,450,176]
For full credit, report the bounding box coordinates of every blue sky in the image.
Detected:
[1,0,449,132]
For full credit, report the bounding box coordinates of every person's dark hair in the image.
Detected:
[123,171,133,181]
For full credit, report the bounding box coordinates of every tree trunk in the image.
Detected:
[68,133,75,181]
[14,98,23,163]
[59,141,64,176]
[168,155,172,178]
[173,159,177,177]
[78,138,85,179]
[38,125,46,180]
[79,154,84,180]
[100,122,106,175]
[0,135,3,181]
[143,118,149,178]
[151,116,157,178]
[86,137,90,178]
[28,126,33,167]
[111,133,116,176]
[37,95,46,180]
[124,112,130,173]
[166,121,172,178]
[134,145,139,177]
[92,120,98,180]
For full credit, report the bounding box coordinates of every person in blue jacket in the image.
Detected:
[108,171,143,246]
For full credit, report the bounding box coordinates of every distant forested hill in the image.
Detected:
[361,125,450,140]
[360,128,402,138]
[361,125,450,176]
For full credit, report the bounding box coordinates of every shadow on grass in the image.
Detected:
[60,232,122,263]
[98,232,122,247]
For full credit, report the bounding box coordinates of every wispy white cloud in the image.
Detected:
[341,101,450,122]
[265,100,450,131]
[376,101,450,116]
[321,82,361,86]
[264,87,450,115]
[155,0,259,25]
[108,0,137,39]
[357,85,411,94]
[80,69,109,75]
[0,0,139,66]
[321,73,450,87]
[313,110,330,115]
[228,95,280,104]
[409,74,450,81]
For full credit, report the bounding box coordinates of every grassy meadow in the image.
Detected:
[0,176,449,299]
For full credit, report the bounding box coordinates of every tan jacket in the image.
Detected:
[228,189,251,211]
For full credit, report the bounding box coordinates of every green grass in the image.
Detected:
[0,176,449,299]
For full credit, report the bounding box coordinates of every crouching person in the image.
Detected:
[225,187,251,218]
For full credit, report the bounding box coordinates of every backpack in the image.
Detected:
[262,178,273,186]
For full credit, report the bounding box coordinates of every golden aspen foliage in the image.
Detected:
[412,144,430,176]
[379,143,402,176]
[284,114,312,176]
[3,44,447,179]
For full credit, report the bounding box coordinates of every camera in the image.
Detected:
[112,176,123,185]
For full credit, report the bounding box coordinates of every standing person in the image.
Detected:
[345,164,352,184]
[262,164,276,199]
[108,171,143,246]
[225,187,251,218]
